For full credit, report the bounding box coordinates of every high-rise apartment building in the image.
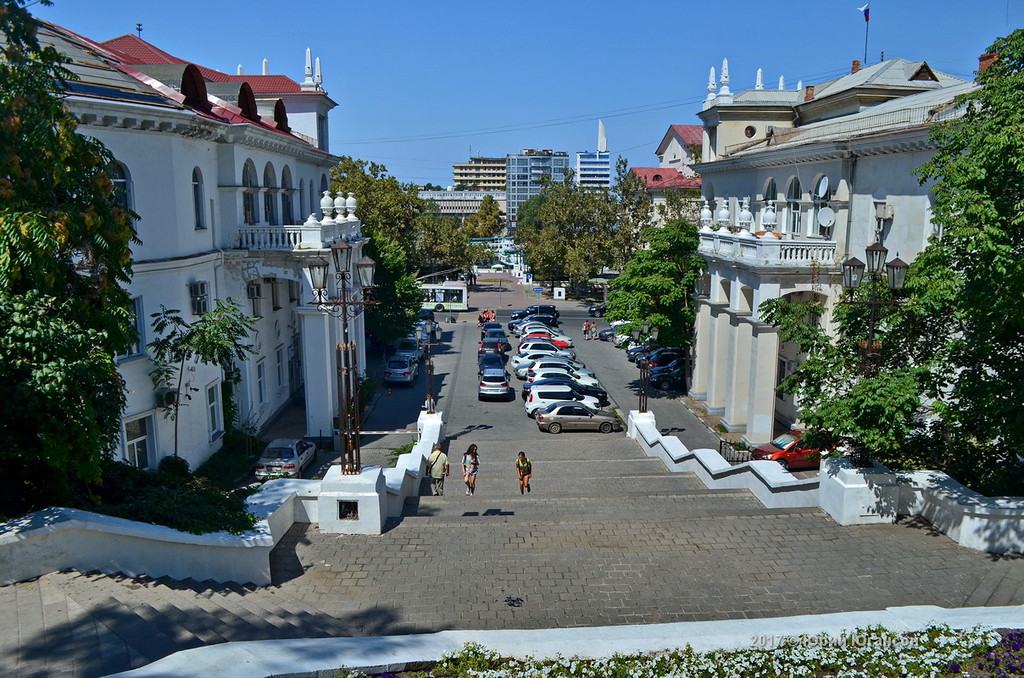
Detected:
[505,149,570,230]
[452,157,506,191]
[575,120,611,191]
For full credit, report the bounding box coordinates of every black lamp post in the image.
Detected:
[631,321,660,413]
[416,323,439,414]
[306,241,377,475]
[840,241,908,465]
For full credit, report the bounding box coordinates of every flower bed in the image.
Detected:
[338,625,1023,678]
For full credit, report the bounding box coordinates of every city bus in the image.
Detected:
[420,280,469,312]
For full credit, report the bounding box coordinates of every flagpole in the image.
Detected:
[863,19,869,64]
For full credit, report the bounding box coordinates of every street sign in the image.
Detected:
[525,273,533,282]
[532,287,544,292]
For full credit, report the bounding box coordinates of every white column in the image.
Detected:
[690,301,714,400]
[704,307,731,416]
[743,324,780,445]
[298,306,337,441]
[721,316,753,432]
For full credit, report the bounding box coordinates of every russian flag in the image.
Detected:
[858,2,870,21]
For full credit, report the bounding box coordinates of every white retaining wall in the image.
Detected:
[629,411,1024,554]
[0,411,446,586]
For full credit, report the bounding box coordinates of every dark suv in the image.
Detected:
[511,304,559,321]
[588,302,607,317]
[639,347,688,370]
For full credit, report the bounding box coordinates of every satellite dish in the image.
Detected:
[817,206,836,228]
[816,176,829,199]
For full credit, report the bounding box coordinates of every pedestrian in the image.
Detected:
[582,319,590,341]
[462,443,480,495]
[514,450,532,494]
[426,444,449,496]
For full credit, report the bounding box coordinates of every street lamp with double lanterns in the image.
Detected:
[305,241,377,475]
[840,241,908,465]
[631,321,660,413]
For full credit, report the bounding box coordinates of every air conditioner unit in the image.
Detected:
[247,282,262,299]
[874,202,895,220]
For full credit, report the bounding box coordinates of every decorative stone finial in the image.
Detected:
[755,68,764,90]
[761,200,778,232]
[345,192,358,221]
[719,58,731,96]
[302,48,315,88]
[315,57,322,87]
[778,75,785,90]
[262,58,269,75]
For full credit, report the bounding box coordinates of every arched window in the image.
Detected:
[109,161,133,211]
[786,178,802,236]
[263,162,277,226]
[242,160,259,225]
[762,178,777,204]
[281,166,294,224]
[192,167,206,230]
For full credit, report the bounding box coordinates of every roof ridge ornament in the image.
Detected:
[719,58,731,96]
[301,48,315,89]
[755,68,764,90]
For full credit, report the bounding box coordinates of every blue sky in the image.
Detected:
[33,0,1022,186]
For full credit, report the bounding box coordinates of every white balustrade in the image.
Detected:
[699,231,837,267]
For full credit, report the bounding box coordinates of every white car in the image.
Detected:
[515,323,571,339]
[527,367,601,389]
[518,341,576,360]
[525,384,602,417]
[511,351,556,371]
[514,357,592,380]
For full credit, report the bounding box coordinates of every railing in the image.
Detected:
[237,219,362,251]
[699,230,837,268]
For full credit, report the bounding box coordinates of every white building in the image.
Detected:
[505,149,571,231]
[41,22,369,472]
[689,57,974,444]
[417,190,507,223]
[575,121,611,192]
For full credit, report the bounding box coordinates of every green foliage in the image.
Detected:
[157,455,191,481]
[195,429,262,490]
[606,219,704,348]
[463,193,504,238]
[411,212,482,274]
[0,0,138,353]
[0,291,126,516]
[913,29,1024,455]
[363,237,420,344]
[608,157,654,269]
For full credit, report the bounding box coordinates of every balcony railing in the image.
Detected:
[237,218,361,251]
[699,230,837,268]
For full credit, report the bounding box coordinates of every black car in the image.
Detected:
[625,343,654,363]
[418,308,435,322]
[510,304,559,321]
[597,327,617,342]
[479,337,511,355]
[650,364,687,391]
[478,352,507,371]
[521,377,610,406]
[480,321,503,339]
[588,302,607,317]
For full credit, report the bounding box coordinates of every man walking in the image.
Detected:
[427,444,449,496]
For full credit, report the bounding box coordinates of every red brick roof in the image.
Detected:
[631,167,702,190]
[101,35,304,94]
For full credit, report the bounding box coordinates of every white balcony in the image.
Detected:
[699,230,837,269]
[237,214,363,252]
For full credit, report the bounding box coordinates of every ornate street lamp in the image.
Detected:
[630,321,660,413]
[305,241,377,474]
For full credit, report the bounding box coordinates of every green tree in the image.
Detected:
[148,300,255,457]
[364,237,421,344]
[411,212,483,275]
[463,193,505,239]
[0,291,126,516]
[606,219,704,348]
[0,1,139,512]
[914,30,1024,456]
[608,158,654,270]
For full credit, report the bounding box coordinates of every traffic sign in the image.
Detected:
[532,287,544,292]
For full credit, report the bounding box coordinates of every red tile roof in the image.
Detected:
[656,124,703,157]
[101,35,304,94]
[631,167,702,190]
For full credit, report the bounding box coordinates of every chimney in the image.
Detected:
[804,85,815,101]
[852,60,861,74]
[979,52,999,72]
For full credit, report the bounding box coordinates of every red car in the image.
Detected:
[750,430,833,470]
[520,332,572,349]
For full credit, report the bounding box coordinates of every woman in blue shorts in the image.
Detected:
[462,444,480,495]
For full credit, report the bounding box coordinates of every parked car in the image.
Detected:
[598,320,628,342]
[650,364,687,391]
[750,430,834,470]
[521,332,573,349]
[518,341,576,360]
[418,308,435,322]
[254,438,317,479]
[511,350,558,371]
[522,378,609,406]
[510,304,559,321]
[527,367,601,389]
[480,321,503,339]
[641,347,687,370]
[479,337,511,354]
[515,357,593,380]
[508,314,559,333]
[625,343,655,363]
[484,328,510,343]
[478,368,514,401]
[514,322,571,339]
[394,337,424,363]
[525,384,601,417]
[478,352,508,372]
[588,302,607,317]
[535,402,619,434]
[383,356,419,384]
